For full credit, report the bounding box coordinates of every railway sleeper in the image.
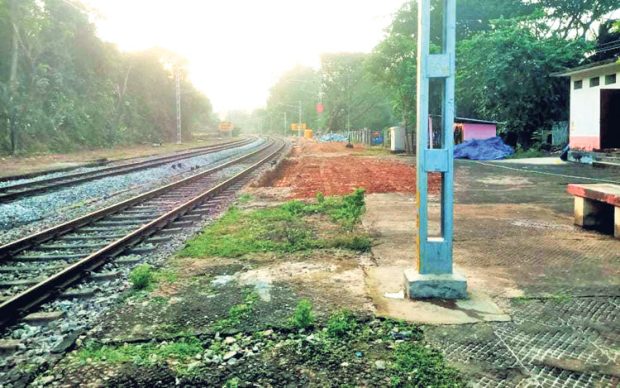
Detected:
[0,277,45,289]
[78,226,133,233]
[0,264,63,273]
[108,214,159,221]
[60,287,96,299]
[94,220,148,227]
[59,234,127,241]
[12,253,85,262]
[38,243,108,250]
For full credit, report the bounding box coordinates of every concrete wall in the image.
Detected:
[462,123,496,141]
[570,65,620,150]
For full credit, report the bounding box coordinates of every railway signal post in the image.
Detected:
[404,0,467,299]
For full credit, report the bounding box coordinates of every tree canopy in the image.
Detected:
[0,0,216,155]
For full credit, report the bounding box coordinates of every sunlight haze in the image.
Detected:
[82,0,409,114]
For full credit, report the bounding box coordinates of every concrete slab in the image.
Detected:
[362,193,510,325]
[23,311,65,324]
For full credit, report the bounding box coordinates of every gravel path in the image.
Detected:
[0,139,264,241]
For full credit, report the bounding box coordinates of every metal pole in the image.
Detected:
[405,0,466,300]
[284,112,287,136]
[298,101,302,137]
[175,68,182,144]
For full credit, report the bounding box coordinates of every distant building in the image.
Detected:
[554,58,620,151]
[454,117,497,142]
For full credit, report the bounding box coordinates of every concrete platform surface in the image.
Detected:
[363,159,620,386]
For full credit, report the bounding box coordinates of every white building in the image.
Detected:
[555,58,620,151]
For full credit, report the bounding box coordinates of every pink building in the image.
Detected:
[455,117,497,142]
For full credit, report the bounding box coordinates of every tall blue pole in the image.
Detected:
[405,0,467,299]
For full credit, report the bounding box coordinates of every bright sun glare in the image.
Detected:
[82,0,408,115]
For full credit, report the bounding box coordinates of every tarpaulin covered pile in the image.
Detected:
[318,133,349,142]
[454,136,514,160]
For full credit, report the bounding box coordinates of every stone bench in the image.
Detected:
[567,183,620,238]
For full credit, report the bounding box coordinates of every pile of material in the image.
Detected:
[318,133,349,143]
[454,137,514,160]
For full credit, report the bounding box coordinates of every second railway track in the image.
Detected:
[0,137,286,329]
[0,137,256,203]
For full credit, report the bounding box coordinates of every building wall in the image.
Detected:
[570,65,620,150]
[462,123,496,141]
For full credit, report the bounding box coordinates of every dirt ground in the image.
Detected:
[29,142,620,387]
[267,141,441,198]
[0,135,234,179]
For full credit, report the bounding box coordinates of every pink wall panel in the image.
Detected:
[462,123,496,141]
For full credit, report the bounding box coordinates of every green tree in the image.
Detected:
[320,52,392,132]
[265,65,320,134]
[457,19,591,146]
[0,0,215,154]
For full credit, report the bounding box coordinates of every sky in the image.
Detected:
[81,0,409,115]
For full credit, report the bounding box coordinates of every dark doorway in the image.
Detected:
[600,89,620,149]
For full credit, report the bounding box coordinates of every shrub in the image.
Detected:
[290,299,315,329]
[129,264,154,290]
[327,310,357,338]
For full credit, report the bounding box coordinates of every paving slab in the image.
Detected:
[363,193,510,325]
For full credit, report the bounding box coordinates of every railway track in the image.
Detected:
[0,137,255,203]
[0,137,286,329]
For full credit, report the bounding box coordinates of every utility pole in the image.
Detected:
[283,112,287,136]
[298,100,302,137]
[8,0,19,154]
[404,0,466,299]
[175,67,182,144]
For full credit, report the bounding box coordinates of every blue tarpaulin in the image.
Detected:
[454,137,514,160]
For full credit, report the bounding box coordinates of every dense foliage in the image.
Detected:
[0,0,216,155]
[259,0,616,149]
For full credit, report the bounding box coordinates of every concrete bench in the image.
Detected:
[567,183,620,238]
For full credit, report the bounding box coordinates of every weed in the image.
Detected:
[74,337,203,374]
[329,234,371,251]
[237,193,253,204]
[326,310,357,338]
[289,299,315,329]
[224,377,240,388]
[213,292,259,330]
[129,264,155,291]
[180,189,369,258]
[316,192,325,204]
[391,342,463,386]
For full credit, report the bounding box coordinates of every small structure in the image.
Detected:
[390,126,406,153]
[553,57,620,151]
[454,117,497,142]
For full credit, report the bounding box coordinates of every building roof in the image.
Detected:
[430,115,499,125]
[551,57,620,77]
[454,117,498,125]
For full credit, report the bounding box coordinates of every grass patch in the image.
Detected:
[129,264,155,291]
[74,337,202,375]
[508,146,546,159]
[212,292,260,331]
[237,193,253,204]
[180,189,369,258]
[390,342,463,387]
[289,299,315,329]
[326,309,357,338]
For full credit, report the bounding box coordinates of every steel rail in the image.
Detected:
[0,138,272,261]
[0,137,255,203]
[0,138,285,328]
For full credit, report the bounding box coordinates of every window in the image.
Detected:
[590,76,600,87]
[605,74,617,85]
[574,80,583,89]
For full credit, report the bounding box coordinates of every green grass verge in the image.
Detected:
[180,189,370,258]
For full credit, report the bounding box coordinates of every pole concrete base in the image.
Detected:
[404,269,468,299]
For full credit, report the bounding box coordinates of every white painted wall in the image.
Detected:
[569,64,620,150]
